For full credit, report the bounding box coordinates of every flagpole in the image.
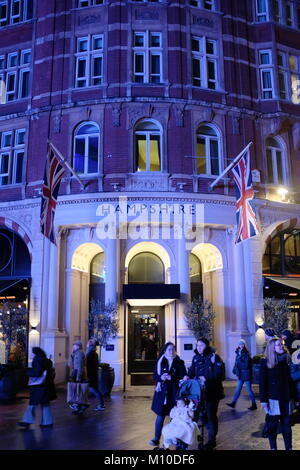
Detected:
[208,141,253,192]
[47,140,86,190]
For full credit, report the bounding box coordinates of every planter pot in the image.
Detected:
[252,364,261,385]
[99,366,115,398]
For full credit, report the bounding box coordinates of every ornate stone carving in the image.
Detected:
[111,103,122,127]
[174,104,185,127]
[126,175,169,191]
[127,104,153,129]
[232,115,241,135]
[134,9,160,21]
[53,114,61,134]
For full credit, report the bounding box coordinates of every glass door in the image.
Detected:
[128,306,165,373]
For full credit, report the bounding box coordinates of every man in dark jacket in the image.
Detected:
[86,339,105,411]
[184,338,225,450]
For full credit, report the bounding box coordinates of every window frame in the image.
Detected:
[256,0,269,22]
[191,35,219,90]
[133,31,163,84]
[73,122,100,176]
[0,127,25,187]
[195,123,222,176]
[134,119,163,173]
[75,34,104,89]
[258,49,275,100]
[265,137,287,185]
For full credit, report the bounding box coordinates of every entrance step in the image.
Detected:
[130,373,155,386]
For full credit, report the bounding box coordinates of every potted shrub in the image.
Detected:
[0,302,27,402]
[251,354,264,385]
[184,296,215,342]
[88,299,119,397]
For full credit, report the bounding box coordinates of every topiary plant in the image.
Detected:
[262,297,292,336]
[88,299,119,362]
[184,296,215,342]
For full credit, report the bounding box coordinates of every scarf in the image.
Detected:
[155,354,176,393]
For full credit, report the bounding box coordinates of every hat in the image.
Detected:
[265,328,275,337]
[238,339,246,345]
[73,340,83,349]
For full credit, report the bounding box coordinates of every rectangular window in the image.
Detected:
[256,0,268,22]
[192,36,219,90]
[259,50,274,99]
[272,0,281,22]
[0,128,26,186]
[75,34,104,88]
[189,0,215,9]
[0,1,8,26]
[11,0,21,24]
[1,48,31,102]
[285,1,293,27]
[133,31,162,84]
[78,0,104,6]
[277,50,300,103]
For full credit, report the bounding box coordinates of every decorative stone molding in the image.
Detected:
[111,103,122,127]
[174,104,185,127]
[125,174,169,191]
[53,114,61,134]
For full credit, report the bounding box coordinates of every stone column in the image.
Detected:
[105,237,118,304]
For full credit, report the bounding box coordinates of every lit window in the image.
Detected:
[134,120,162,172]
[74,122,100,175]
[196,124,221,176]
[75,35,104,88]
[192,36,218,90]
[0,128,26,186]
[266,137,286,185]
[133,32,162,84]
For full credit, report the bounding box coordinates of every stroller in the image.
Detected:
[175,379,206,450]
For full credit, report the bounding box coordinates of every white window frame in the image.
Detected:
[73,123,100,175]
[266,139,286,185]
[10,0,21,24]
[0,128,26,186]
[19,68,30,98]
[6,71,17,101]
[196,124,221,176]
[189,0,215,9]
[75,35,104,88]
[256,0,269,22]
[0,1,8,26]
[78,0,104,7]
[134,120,162,172]
[272,0,282,23]
[2,131,12,148]
[259,49,274,99]
[0,152,10,185]
[12,149,24,184]
[191,36,219,90]
[133,31,162,84]
[285,1,294,27]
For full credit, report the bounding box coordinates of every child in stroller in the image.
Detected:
[161,393,201,450]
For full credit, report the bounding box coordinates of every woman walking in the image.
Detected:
[149,342,186,447]
[18,347,56,428]
[227,339,257,411]
[259,337,293,450]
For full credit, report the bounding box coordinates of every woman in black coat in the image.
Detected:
[86,339,105,411]
[259,337,292,450]
[18,347,56,428]
[226,339,257,411]
[149,342,186,447]
[183,337,225,450]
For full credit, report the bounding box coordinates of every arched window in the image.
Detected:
[266,137,286,185]
[134,120,162,172]
[189,253,203,300]
[128,252,164,283]
[196,124,221,175]
[74,122,100,174]
[89,252,105,306]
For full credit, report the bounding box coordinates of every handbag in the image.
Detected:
[67,381,89,406]
[28,369,47,386]
[262,414,275,438]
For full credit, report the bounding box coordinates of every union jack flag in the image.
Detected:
[231,149,260,244]
[40,147,65,244]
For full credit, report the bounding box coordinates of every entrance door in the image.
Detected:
[128,306,165,373]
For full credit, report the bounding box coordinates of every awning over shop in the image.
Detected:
[123,283,180,306]
[264,276,300,298]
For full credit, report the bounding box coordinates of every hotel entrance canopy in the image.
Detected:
[123,283,180,306]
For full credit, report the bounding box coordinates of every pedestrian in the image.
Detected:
[264,328,276,342]
[183,338,225,450]
[18,347,56,428]
[161,398,200,450]
[86,339,105,411]
[227,339,257,411]
[281,330,295,354]
[149,342,187,447]
[290,336,300,414]
[259,337,293,450]
[70,340,88,414]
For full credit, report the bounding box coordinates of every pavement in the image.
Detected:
[0,382,299,451]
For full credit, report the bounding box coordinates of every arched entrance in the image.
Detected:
[123,242,177,384]
[0,227,31,364]
[66,242,105,350]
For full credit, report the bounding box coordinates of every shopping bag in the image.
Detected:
[67,382,78,404]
